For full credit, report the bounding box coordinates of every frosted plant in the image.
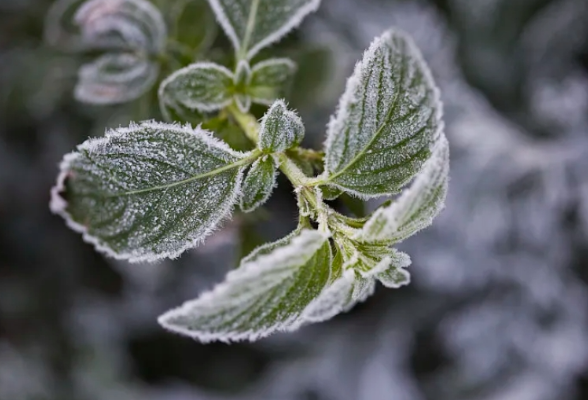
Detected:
[45,0,166,104]
[50,0,449,342]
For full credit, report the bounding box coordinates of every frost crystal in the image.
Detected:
[159,62,235,114]
[324,29,443,198]
[207,0,321,59]
[158,229,332,342]
[258,100,305,153]
[240,156,278,213]
[50,121,248,262]
[357,134,449,243]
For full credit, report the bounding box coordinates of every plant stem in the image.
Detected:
[227,103,310,188]
[287,147,324,162]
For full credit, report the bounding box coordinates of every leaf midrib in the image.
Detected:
[239,0,261,60]
[325,43,413,184]
[111,150,259,197]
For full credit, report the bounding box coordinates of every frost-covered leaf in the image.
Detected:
[259,100,305,153]
[357,134,449,243]
[74,0,167,53]
[50,121,251,262]
[75,53,158,104]
[303,246,410,323]
[158,229,332,342]
[324,29,443,198]
[240,156,278,213]
[207,0,321,59]
[159,62,234,113]
[373,249,411,288]
[249,58,297,105]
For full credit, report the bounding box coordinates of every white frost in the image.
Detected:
[207,0,321,59]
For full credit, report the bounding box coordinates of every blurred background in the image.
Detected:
[2,0,588,399]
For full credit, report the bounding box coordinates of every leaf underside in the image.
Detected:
[358,134,449,243]
[324,29,442,198]
[75,53,158,104]
[51,121,246,262]
[240,156,278,213]
[74,0,167,53]
[158,229,332,342]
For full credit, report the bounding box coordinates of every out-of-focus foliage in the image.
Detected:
[1,0,588,399]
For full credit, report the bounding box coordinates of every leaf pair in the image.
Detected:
[241,100,305,212]
[159,58,296,118]
[50,100,306,261]
[46,0,167,104]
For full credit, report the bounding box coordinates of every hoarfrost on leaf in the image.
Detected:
[207,0,321,59]
[356,134,449,243]
[249,58,297,105]
[74,0,166,53]
[158,229,332,342]
[50,121,251,262]
[240,156,279,213]
[159,62,235,113]
[323,29,443,198]
[75,53,158,104]
[258,100,305,153]
[48,0,168,104]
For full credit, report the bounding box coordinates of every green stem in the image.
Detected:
[227,104,312,187]
[287,147,324,162]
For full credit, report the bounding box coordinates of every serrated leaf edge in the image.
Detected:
[355,134,449,242]
[157,229,331,342]
[207,0,321,59]
[50,121,248,263]
[158,62,234,113]
[323,28,444,199]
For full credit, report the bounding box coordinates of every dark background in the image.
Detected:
[2,0,588,399]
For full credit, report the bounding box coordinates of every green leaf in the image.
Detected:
[240,156,278,212]
[158,229,332,342]
[203,117,254,152]
[356,134,449,243]
[259,100,305,153]
[159,62,234,113]
[323,29,443,198]
[303,244,411,323]
[249,58,297,105]
[75,53,158,104]
[207,0,321,59]
[50,121,253,262]
[171,0,218,54]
